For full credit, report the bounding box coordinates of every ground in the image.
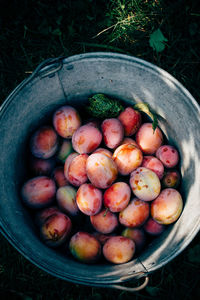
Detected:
[0,0,200,299]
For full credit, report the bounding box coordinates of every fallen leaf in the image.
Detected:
[149,28,168,52]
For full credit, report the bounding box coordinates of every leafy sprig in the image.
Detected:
[87,94,124,118]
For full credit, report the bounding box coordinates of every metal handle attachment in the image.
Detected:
[108,275,149,292]
[31,56,64,78]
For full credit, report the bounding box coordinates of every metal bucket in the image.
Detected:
[0,53,200,291]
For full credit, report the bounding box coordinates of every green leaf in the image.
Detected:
[188,245,200,263]
[134,103,158,131]
[149,28,168,52]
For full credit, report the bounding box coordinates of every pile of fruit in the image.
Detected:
[21,94,183,264]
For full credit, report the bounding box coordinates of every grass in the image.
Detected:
[0,0,200,299]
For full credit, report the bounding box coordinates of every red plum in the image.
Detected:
[64,153,88,187]
[143,217,165,235]
[103,236,135,264]
[156,145,179,168]
[86,153,118,189]
[103,182,131,212]
[30,126,58,159]
[141,155,164,179]
[101,118,124,149]
[162,169,181,188]
[40,212,72,247]
[69,232,101,263]
[53,106,81,138]
[119,198,150,228]
[113,143,143,175]
[151,188,183,225]
[130,167,161,201]
[118,107,141,136]
[76,183,102,216]
[22,176,56,209]
[72,124,102,154]
[56,185,79,216]
[90,209,118,234]
[136,123,163,154]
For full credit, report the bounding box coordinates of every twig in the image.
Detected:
[92,15,137,38]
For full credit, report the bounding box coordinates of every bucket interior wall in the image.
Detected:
[0,53,200,285]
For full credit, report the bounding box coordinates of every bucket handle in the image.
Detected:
[108,275,149,292]
[31,56,64,78]
[0,57,65,109]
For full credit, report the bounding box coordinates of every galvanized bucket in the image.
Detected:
[0,53,200,291]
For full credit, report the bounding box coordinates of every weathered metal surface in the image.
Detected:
[0,53,199,287]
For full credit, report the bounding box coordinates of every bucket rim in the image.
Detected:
[1,52,200,117]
